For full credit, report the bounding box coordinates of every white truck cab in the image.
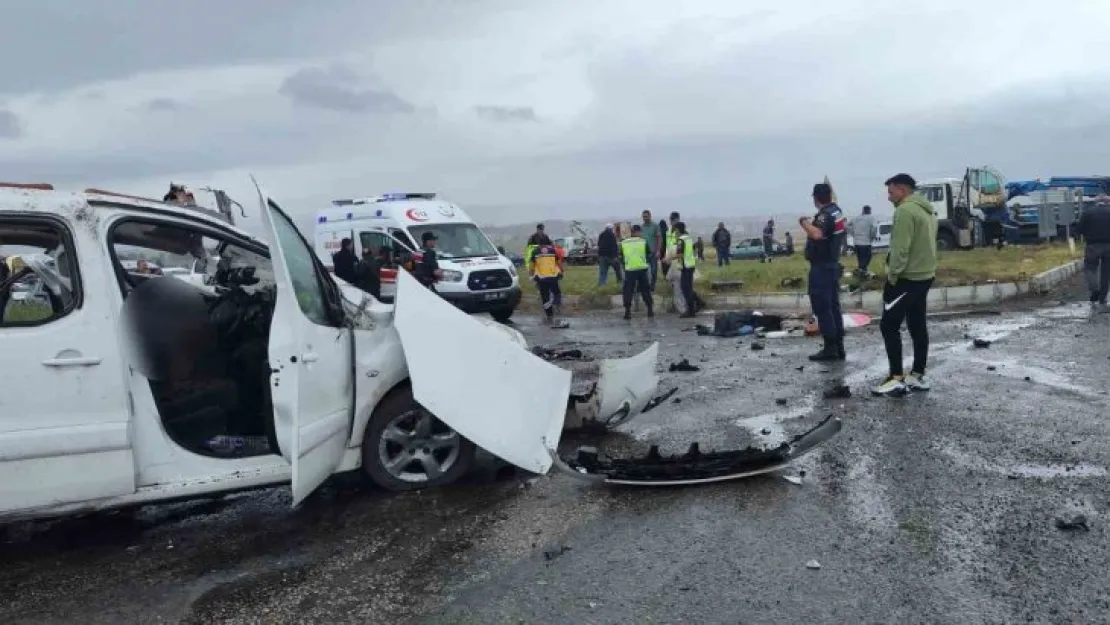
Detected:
[314,193,522,322]
[0,182,628,523]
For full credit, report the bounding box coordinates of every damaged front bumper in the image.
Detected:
[551,414,842,486]
[562,342,677,434]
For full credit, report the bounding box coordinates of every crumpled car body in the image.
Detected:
[0,182,674,522]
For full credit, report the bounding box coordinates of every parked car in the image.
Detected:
[0,182,662,522]
[844,220,893,254]
[729,237,789,260]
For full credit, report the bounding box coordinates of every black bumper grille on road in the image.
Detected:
[468,269,513,291]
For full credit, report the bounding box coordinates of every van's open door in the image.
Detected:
[253,180,354,506]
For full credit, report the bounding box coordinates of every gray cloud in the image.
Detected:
[143,97,187,112]
[0,109,23,139]
[279,65,415,114]
[0,0,494,95]
[474,105,538,123]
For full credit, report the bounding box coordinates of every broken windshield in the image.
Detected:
[406,223,498,259]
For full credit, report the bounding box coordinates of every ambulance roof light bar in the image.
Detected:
[331,192,436,206]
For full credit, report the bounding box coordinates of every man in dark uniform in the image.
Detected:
[800,183,847,361]
[413,231,442,291]
[331,238,358,284]
[353,247,381,300]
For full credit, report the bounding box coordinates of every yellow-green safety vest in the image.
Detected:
[680,234,696,268]
[666,229,676,252]
[620,237,648,271]
[524,244,537,271]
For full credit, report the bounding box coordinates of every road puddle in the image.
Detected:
[937,441,1107,479]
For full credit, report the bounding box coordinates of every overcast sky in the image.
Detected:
[1,0,1108,235]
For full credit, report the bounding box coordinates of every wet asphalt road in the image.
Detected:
[3,285,1110,625]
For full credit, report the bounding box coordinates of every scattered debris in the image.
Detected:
[972,338,992,348]
[530,346,586,361]
[751,342,765,351]
[760,427,772,435]
[640,387,679,413]
[987,365,997,371]
[781,277,804,288]
[697,311,783,337]
[669,359,700,372]
[806,559,822,570]
[775,398,788,406]
[1054,515,1090,532]
[710,280,744,291]
[1024,376,1032,382]
[823,384,851,399]
[795,365,804,372]
[672,397,682,404]
[555,415,842,484]
[783,475,803,485]
[543,544,572,560]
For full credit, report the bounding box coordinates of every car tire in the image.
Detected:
[361,386,476,492]
[490,307,514,322]
[936,231,956,251]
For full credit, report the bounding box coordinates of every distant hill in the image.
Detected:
[481,215,810,253]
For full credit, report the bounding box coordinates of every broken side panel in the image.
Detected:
[565,343,663,432]
[394,271,570,474]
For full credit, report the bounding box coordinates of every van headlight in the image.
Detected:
[441,269,464,282]
[508,264,517,277]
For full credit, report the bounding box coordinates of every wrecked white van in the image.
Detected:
[0,183,660,522]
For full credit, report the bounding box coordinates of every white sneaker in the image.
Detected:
[871,376,909,397]
[904,372,930,391]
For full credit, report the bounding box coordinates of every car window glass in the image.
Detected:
[268,205,331,325]
[360,231,400,268]
[0,218,80,326]
[110,221,275,296]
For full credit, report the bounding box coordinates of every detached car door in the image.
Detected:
[254,186,354,506]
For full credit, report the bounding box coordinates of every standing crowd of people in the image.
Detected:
[508,173,948,398]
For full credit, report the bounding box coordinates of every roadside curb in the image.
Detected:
[516,260,1083,314]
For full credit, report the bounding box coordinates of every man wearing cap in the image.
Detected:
[414,231,443,291]
[872,173,938,397]
[799,183,848,361]
[524,224,551,274]
[619,224,654,319]
[530,239,565,325]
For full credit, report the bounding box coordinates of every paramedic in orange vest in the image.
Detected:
[530,241,563,325]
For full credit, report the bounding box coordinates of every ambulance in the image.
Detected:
[313,193,522,322]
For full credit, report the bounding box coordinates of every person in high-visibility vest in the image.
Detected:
[529,241,563,325]
[618,224,654,320]
[524,223,551,274]
[674,221,699,318]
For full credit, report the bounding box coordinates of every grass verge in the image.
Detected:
[521,243,1081,297]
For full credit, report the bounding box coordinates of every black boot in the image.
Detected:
[646,305,655,318]
[808,337,840,362]
[623,308,632,320]
[835,336,846,360]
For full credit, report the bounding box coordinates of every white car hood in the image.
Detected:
[393,271,569,474]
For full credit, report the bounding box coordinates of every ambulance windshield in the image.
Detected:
[408,223,498,259]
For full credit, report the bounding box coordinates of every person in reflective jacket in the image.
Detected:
[530,241,564,325]
[619,224,654,320]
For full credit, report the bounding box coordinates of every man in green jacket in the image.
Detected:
[872,173,939,397]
